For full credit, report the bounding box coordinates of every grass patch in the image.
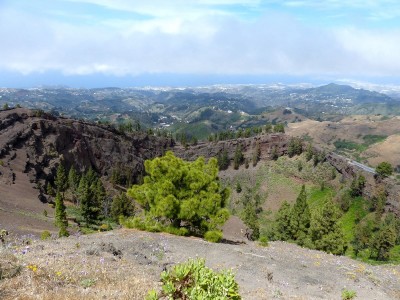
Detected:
[362,134,387,146]
[307,187,335,211]
[339,197,368,243]
[334,139,367,152]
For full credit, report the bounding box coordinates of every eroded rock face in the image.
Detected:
[0,108,174,189]
[173,133,288,162]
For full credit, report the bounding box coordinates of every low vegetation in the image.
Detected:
[147,259,241,300]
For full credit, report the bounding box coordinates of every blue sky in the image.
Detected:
[1,0,400,87]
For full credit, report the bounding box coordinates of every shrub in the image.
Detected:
[146,259,241,300]
[376,161,393,178]
[341,289,357,300]
[258,236,269,247]
[204,230,223,243]
[40,230,51,240]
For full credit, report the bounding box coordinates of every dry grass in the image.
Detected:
[0,238,155,300]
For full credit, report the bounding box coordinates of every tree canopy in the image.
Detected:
[375,162,393,178]
[127,151,230,236]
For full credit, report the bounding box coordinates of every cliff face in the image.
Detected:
[173,134,288,162]
[0,108,173,189]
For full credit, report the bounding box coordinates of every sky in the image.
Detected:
[1,0,400,87]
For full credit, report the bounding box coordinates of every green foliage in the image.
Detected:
[341,289,357,300]
[252,142,261,167]
[147,259,241,300]
[375,161,393,178]
[273,123,285,133]
[55,191,69,237]
[2,103,9,110]
[350,174,366,197]
[352,218,374,257]
[273,201,292,241]
[204,230,223,243]
[362,134,387,146]
[127,152,230,236]
[40,230,51,240]
[289,185,311,245]
[233,144,244,170]
[55,163,68,193]
[68,166,80,194]
[287,137,303,158]
[240,190,261,240]
[217,149,230,171]
[78,171,102,225]
[258,236,269,247]
[371,223,397,261]
[46,183,55,197]
[111,193,135,221]
[309,200,346,255]
[305,143,313,161]
[54,191,67,228]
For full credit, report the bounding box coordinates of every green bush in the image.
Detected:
[146,259,241,300]
[40,230,51,240]
[204,230,223,243]
[258,236,269,247]
[341,289,357,300]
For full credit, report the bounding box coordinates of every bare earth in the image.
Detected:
[1,228,399,300]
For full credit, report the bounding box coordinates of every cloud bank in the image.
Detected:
[1,0,400,81]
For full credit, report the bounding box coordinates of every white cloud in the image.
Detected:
[0,2,400,78]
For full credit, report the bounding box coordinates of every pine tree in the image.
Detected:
[46,183,55,197]
[54,191,69,237]
[252,142,261,167]
[274,201,292,241]
[217,149,230,170]
[233,144,244,170]
[371,224,397,261]
[68,166,79,193]
[55,163,68,194]
[305,143,313,161]
[352,219,373,257]
[309,200,346,255]
[289,185,311,245]
[111,193,135,221]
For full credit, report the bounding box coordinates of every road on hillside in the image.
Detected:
[348,160,376,174]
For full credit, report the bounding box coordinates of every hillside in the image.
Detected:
[0,108,290,235]
[1,228,399,300]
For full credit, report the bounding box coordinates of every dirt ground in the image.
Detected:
[1,228,399,300]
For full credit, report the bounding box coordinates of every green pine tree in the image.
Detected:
[273,201,292,241]
[54,191,69,237]
[371,224,397,261]
[55,163,68,194]
[233,144,244,170]
[309,200,346,255]
[289,185,311,245]
[111,193,135,222]
[68,166,80,193]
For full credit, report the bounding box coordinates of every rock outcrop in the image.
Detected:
[0,108,174,189]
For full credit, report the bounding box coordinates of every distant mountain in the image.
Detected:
[0,83,399,138]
